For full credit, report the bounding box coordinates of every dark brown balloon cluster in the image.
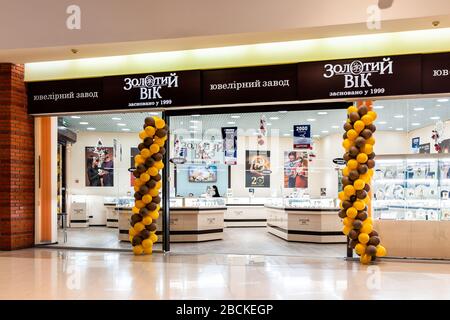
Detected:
[129,116,168,255]
[339,101,386,264]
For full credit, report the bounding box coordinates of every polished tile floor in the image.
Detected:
[53,227,345,257]
[0,248,449,299]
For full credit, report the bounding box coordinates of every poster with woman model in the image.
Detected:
[284,151,308,188]
[245,150,271,188]
[85,146,114,187]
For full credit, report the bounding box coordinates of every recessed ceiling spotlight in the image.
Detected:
[283,133,290,136]
[266,123,272,126]
[321,130,329,134]
[79,122,88,125]
[388,126,393,129]
[411,123,421,126]
[111,117,121,121]
[121,128,130,131]
[395,128,404,131]
[191,114,201,117]
[278,110,288,113]
[437,98,449,103]
[307,118,316,122]
[430,116,440,120]
[317,111,328,115]
[117,123,126,126]
[189,125,198,129]
[230,115,241,119]
[378,121,387,125]
[227,122,235,125]
[269,117,279,120]
[71,115,81,119]
[394,115,404,118]
[149,112,159,115]
[86,127,96,131]
[313,134,321,138]
[331,125,340,129]
[190,120,200,123]
[374,105,384,109]
[413,107,424,111]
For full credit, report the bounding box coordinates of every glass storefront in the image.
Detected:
[51,96,450,259]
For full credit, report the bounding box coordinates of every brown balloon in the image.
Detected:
[350,239,359,249]
[146,202,157,211]
[131,214,143,225]
[145,117,156,127]
[343,132,348,140]
[144,137,154,148]
[361,129,373,139]
[139,229,150,240]
[134,192,143,200]
[355,137,366,148]
[152,196,161,204]
[368,152,376,160]
[367,159,375,169]
[139,185,149,195]
[132,236,143,246]
[145,157,155,168]
[349,146,359,157]
[357,164,368,174]
[342,176,351,187]
[349,112,360,122]
[343,152,351,162]
[342,200,353,210]
[366,124,376,133]
[357,211,368,221]
[352,220,363,229]
[137,164,147,173]
[338,210,347,219]
[366,245,377,256]
[356,190,367,199]
[364,183,371,192]
[156,129,167,138]
[358,105,368,116]
[349,229,359,240]
[153,173,162,181]
[349,170,360,181]
[146,223,158,232]
[138,143,146,151]
[159,147,166,155]
[132,170,140,178]
[344,122,353,131]
[369,230,378,237]
[146,180,157,189]
[139,208,149,216]
[152,153,163,161]
[369,236,380,246]
[350,195,357,203]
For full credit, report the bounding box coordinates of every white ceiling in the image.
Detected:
[60,97,450,138]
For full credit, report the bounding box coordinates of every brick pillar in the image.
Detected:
[0,63,35,250]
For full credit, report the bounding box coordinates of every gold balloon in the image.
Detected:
[358,232,370,244]
[133,245,144,255]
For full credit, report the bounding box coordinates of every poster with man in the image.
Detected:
[85,146,114,187]
[284,151,308,188]
[245,150,270,188]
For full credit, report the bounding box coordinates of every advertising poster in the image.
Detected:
[293,125,311,149]
[440,138,450,153]
[284,151,309,188]
[412,137,420,154]
[245,150,271,188]
[419,143,431,154]
[85,146,114,187]
[221,127,238,165]
[130,147,139,186]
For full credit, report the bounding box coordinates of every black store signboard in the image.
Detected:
[28,78,104,114]
[422,52,450,94]
[202,64,298,105]
[103,70,201,109]
[297,54,422,100]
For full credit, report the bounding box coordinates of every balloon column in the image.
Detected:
[339,100,387,264]
[129,116,168,255]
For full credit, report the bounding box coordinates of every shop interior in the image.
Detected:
[52,97,450,258]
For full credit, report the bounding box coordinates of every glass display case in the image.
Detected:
[266,197,338,209]
[226,197,268,205]
[170,197,226,208]
[373,154,450,221]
